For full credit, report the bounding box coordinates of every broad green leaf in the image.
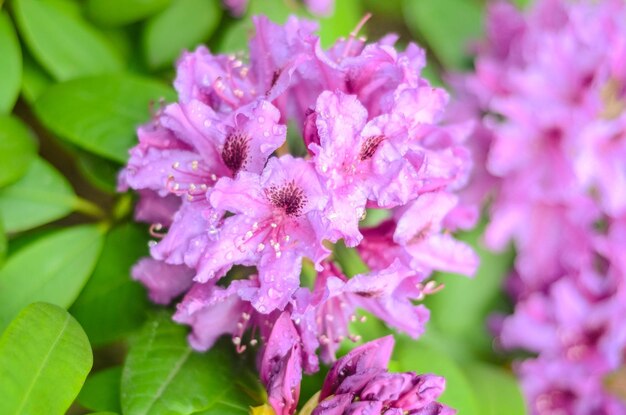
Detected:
[395,337,479,415]
[403,0,484,69]
[0,12,21,113]
[77,152,120,194]
[12,0,123,81]
[0,219,6,267]
[0,158,75,232]
[143,0,222,69]
[44,0,83,18]
[21,53,52,103]
[463,363,526,415]
[78,366,122,413]
[424,221,514,355]
[317,0,362,48]
[87,0,171,27]
[0,114,36,188]
[0,302,92,414]
[122,313,263,415]
[34,75,175,163]
[0,225,104,330]
[71,223,149,346]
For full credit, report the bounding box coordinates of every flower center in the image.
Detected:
[222,131,250,174]
[359,135,385,161]
[266,181,307,217]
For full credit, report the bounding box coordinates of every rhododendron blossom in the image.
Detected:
[120,14,476,414]
[452,0,626,413]
[311,336,453,415]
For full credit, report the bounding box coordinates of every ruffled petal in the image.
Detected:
[132,258,195,305]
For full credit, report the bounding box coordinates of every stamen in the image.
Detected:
[222,131,250,174]
[343,13,372,58]
[359,135,385,160]
[266,181,308,216]
[149,223,166,238]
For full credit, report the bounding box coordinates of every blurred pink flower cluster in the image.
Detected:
[452,0,626,413]
[120,14,475,414]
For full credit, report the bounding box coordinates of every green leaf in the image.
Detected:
[143,0,222,70]
[0,302,92,414]
[87,0,171,27]
[34,74,175,163]
[0,12,21,113]
[317,0,362,48]
[403,0,484,69]
[0,158,75,233]
[0,225,104,330]
[395,337,480,415]
[21,53,52,103]
[332,239,369,278]
[76,152,120,194]
[424,221,514,355]
[12,0,123,81]
[78,366,122,413]
[0,114,37,188]
[122,313,263,415]
[463,363,526,415]
[0,219,6,267]
[71,223,149,346]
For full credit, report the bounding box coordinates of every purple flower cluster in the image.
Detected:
[120,15,475,414]
[311,336,453,415]
[452,0,626,413]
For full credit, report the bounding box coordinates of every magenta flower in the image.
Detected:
[261,312,303,415]
[131,258,194,305]
[196,155,330,312]
[121,13,476,413]
[453,0,626,412]
[313,336,454,415]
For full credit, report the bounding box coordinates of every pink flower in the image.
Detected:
[197,155,329,313]
[454,1,626,412]
[313,336,454,415]
[121,14,476,412]
[261,312,302,415]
